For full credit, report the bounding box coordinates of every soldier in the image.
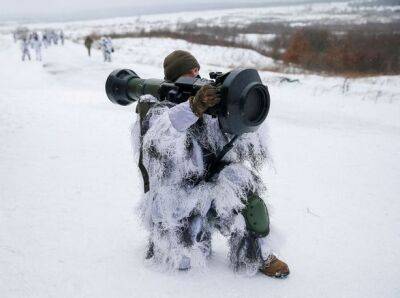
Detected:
[42,33,49,48]
[84,36,93,57]
[52,31,59,45]
[134,50,290,277]
[20,38,31,61]
[31,35,42,61]
[59,30,65,45]
[106,37,114,53]
[100,37,113,62]
[48,31,53,45]
[28,32,35,48]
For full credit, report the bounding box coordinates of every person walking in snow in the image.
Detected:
[59,30,65,45]
[84,36,93,57]
[53,31,59,45]
[42,33,49,48]
[106,37,114,53]
[31,35,42,61]
[46,31,53,46]
[20,38,31,61]
[133,50,290,277]
[100,37,113,62]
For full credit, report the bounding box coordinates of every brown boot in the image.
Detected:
[260,255,290,278]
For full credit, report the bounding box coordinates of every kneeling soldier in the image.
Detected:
[134,50,289,277]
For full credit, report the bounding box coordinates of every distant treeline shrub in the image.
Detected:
[104,21,400,76]
[283,28,400,75]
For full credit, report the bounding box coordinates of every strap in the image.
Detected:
[204,135,239,181]
[137,97,239,189]
[138,147,150,193]
[136,100,177,193]
[136,100,153,193]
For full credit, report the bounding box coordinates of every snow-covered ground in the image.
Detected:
[1,31,400,298]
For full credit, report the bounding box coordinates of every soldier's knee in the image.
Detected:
[242,194,270,237]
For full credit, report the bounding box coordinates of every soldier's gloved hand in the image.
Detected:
[189,85,220,118]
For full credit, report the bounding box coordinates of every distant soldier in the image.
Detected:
[29,32,35,48]
[100,37,113,62]
[107,37,114,52]
[42,33,49,48]
[59,30,65,45]
[20,38,31,61]
[46,31,53,46]
[107,37,114,60]
[84,36,94,57]
[31,35,43,61]
[52,31,59,45]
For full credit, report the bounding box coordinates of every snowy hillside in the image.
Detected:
[1,1,399,37]
[1,15,400,298]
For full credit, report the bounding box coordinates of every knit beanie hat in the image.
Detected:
[163,50,200,82]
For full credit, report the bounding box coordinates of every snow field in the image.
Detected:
[0,32,400,298]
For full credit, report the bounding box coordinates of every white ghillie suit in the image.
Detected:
[100,38,113,62]
[42,34,49,48]
[59,30,64,45]
[20,40,31,61]
[132,96,275,274]
[31,38,42,61]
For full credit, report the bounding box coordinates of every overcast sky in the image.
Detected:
[2,0,310,15]
[1,0,342,22]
